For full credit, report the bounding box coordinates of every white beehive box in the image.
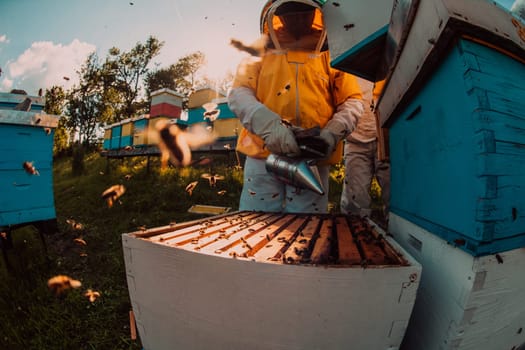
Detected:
[123,212,421,350]
[390,214,525,350]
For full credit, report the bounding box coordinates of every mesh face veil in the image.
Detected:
[259,0,326,51]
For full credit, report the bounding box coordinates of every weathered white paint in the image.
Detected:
[390,214,525,350]
[0,110,59,128]
[122,224,421,350]
[322,0,394,63]
[377,0,525,126]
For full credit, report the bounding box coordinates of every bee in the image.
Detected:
[22,161,39,175]
[14,97,32,111]
[84,289,101,303]
[202,102,220,121]
[148,120,217,169]
[201,173,224,187]
[230,35,269,57]
[47,275,82,295]
[185,181,199,196]
[101,184,126,208]
[276,81,291,96]
[74,237,87,246]
[66,219,83,230]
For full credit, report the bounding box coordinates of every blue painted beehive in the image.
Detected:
[389,38,525,256]
[0,103,60,228]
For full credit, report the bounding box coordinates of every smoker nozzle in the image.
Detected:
[265,154,325,195]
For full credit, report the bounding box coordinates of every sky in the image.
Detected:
[0,0,267,96]
[0,0,518,97]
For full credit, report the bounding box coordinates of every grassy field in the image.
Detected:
[0,151,345,349]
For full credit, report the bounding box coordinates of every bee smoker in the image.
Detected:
[265,154,325,195]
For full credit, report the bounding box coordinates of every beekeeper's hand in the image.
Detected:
[318,119,348,158]
[251,106,300,156]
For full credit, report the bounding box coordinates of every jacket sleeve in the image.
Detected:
[330,70,365,135]
[227,57,265,133]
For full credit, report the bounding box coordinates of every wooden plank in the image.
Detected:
[335,216,362,265]
[214,214,295,258]
[249,215,303,262]
[475,110,525,146]
[310,218,334,264]
[282,216,321,264]
[132,211,255,239]
[195,212,278,255]
[149,212,259,242]
[129,310,137,340]
[173,214,259,246]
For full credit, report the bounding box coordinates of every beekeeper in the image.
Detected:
[228,0,364,213]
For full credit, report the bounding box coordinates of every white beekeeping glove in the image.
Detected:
[250,106,301,156]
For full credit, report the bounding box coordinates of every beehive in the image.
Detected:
[370,0,525,255]
[150,88,183,118]
[0,109,59,227]
[123,211,421,350]
[391,213,525,350]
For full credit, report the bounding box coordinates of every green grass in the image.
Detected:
[0,151,345,349]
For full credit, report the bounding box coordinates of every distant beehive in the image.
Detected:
[187,96,241,141]
[0,92,45,112]
[150,88,184,118]
[187,87,225,109]
[209,97,241,140]
[103,114,150,150]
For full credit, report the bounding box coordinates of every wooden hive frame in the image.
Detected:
[130,211,408,267]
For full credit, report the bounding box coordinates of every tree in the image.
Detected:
[145,51,207,100]
[106,36,164,119]
[44,86,69,156]
[144,64,179,98]
[201,69,235,95]
[174,51,206,95]
[66,52,104,148]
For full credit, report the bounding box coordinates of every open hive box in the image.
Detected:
[123,211,421,350]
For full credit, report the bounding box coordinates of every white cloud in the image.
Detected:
[4,39,96,95]
[1,77,13,91]
[0,34,9,43]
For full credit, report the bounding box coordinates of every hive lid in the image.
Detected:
[0,110,59,128]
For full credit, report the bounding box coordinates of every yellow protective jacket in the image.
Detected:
[228,0,364,164]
